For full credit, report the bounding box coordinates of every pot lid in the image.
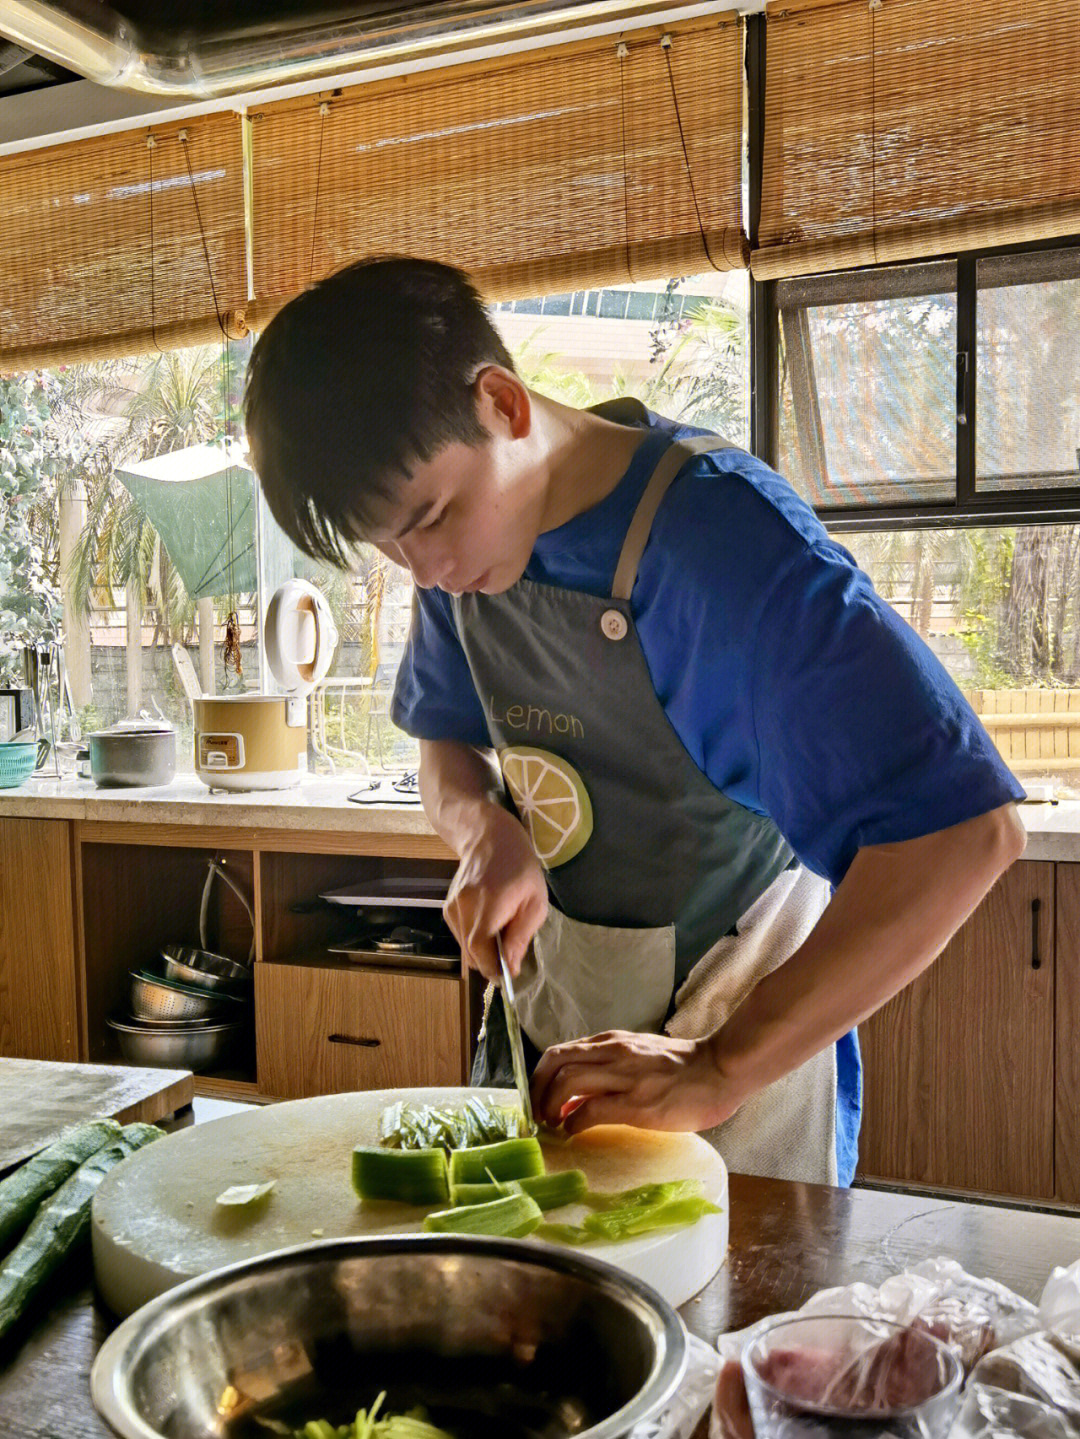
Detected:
[87,720,175,738]
[264,579,339,695]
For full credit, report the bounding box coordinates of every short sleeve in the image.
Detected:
[749,540,1025,882]
[390,586,492,746]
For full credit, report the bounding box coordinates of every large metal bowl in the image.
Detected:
[107,1017,244,1071]
[160,944,251,994]
[91,1235,688,1439]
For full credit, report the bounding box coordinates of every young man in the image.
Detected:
[245,256,1026,1186]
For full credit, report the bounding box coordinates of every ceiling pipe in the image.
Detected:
[0,0,696,98]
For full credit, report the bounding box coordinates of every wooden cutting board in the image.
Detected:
[92,1086,728,1318]
[0,1058,194,1172]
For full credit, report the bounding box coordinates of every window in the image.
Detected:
[4,269,749,777]
[768,243,1080,797]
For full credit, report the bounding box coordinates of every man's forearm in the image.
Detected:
[711,803,1028,1102]
[418,738,506,856]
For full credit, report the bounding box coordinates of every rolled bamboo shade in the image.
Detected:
[755,0,1080,280]
[0,111,248,373]
[249,12,746,321]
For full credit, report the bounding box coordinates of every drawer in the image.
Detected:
[255,962,465,1099]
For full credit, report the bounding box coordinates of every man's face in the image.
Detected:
[366,368,544,595]
[367,434,543,596]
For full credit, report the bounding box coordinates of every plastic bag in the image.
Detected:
[953,1257,1080,1438]
[710,1256,1048,1439]
[630,1330,721,1439]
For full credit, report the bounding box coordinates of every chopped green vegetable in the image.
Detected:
[352,1146,449,1206]
[583,1179,704,1212]
[580,1179,721,1240]
[285,1390,454,1439]
[449,1169,587,1212]
[423,1191,543,1238]
[0,1122,161,1338]
[533,1221,594,1246]
[446,1138,544,1187]
[216,1181,276,1207]
[379,1098,525,1152]
[0,1119,123,1252]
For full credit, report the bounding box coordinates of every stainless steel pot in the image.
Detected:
[91,1236,688,1439]
[86,725,176,788]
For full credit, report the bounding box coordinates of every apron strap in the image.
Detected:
[611,435,738,600]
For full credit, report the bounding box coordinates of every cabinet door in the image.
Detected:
[859,861,1054,1199]
[1056,863,1080,1204]
[256,962,464,1098]
[0,818,79,1060]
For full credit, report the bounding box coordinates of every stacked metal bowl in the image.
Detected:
[108,944,250,1071]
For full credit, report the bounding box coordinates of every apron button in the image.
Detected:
[601,609,628,641]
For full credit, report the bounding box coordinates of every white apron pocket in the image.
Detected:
[516,904,676,1054]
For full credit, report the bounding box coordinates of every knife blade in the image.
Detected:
[497,941,536,1137]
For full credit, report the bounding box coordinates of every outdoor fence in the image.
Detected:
[964,688,1080,774]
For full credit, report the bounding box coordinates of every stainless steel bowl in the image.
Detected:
[91,1236,687,1439]
[161,943,251,994]
[130,972,232,1022]
[114,1009,217,1030]
[107,1017,243,1070]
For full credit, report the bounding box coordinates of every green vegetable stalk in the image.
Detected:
[0,1119,123,1252]
[0,1122,161,1338]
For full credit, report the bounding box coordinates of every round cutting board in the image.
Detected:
[92,1087,728,1318]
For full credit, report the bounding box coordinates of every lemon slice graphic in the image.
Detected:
[500,746,594,869]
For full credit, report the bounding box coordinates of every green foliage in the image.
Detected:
[0,373,81,682]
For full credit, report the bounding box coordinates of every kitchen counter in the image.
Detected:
[0,773,434,837]
[3,1165,1080,1439]
[0,774,1078,858]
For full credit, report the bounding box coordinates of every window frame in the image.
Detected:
[752,235,1080,535]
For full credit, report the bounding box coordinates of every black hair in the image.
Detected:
[243,255,516,567]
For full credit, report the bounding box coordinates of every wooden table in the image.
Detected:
[2,1175,1079,1438]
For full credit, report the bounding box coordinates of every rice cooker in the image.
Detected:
[193,579,338,791]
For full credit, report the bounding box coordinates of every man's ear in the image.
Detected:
[474,365,531,440]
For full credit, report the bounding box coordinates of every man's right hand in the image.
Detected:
[443,806,548,983]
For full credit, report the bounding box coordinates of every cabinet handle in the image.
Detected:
[328,1033,381,1048]
[1031,898,1042,970]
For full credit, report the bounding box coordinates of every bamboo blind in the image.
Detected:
[248,12,746,322]
[0,111,248,373]
[755,0,1080,280]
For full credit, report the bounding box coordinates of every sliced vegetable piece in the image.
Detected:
[351,1146,449,1206]
[581,1194,721,1240]
[447,1137,544,1186]
[533,1221,595,1246]
[0,1122,161,1338]
[583,1179,704,1212]
[378,1100,525,1152]
[450,1168,587,1212]
[0,1118,123,1252]
[216,1181,277,1207]
[423,1191,543,1238]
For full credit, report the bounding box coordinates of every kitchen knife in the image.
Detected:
[497,941,537,1137]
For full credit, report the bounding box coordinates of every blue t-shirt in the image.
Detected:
[391,409,1024,1185]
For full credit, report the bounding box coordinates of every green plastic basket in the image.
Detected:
[0,741,37,788]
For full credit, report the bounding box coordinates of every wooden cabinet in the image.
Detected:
[859,861,1057,1200]
[255,958,466,1098]
[0,818,79,1060]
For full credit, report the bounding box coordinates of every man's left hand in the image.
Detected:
[529,1030,743,1135]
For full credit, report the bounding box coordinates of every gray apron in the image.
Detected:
[451,419,839,1184]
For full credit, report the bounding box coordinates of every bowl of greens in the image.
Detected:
[90,1233,687,1439]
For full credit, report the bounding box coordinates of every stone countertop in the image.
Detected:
[0,774,1078,859]
[0,773,435,836]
